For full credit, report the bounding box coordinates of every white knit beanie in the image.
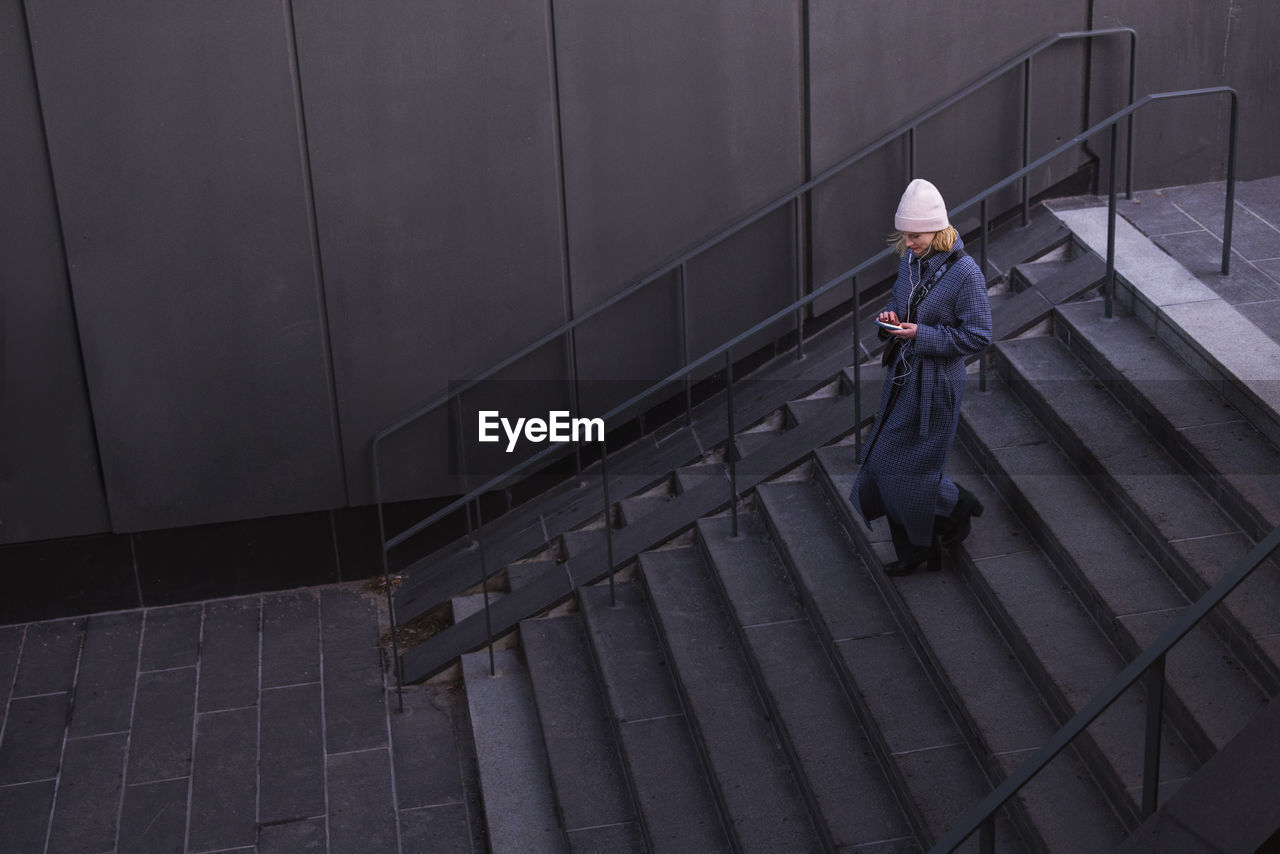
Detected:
[894,178,950,232]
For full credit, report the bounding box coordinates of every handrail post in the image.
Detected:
[1105,121,1119,319]
[852,275,862,458]
[979,816,996,854]
[908,126,916,180]
[725,350,739,538]
[1142,653,1167,817]
[599,434,617,607]
[372,438,404,712]
[468,499,496,678]
[1022,58,1032,226]
[1222,92,1238,275]
[795,196,807,360]
[979,197,990,394]
[1126,31,1137,199]
[679,261,693,422]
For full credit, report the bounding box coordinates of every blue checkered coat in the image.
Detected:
[850,236,991,546]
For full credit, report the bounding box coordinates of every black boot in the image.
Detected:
[940,485,984,547]
[885,519,942,576]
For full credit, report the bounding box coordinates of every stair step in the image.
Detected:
[989,289,1053,341]
[995,334,1272,732]
[521,615,643,851]
[755,479,1024,852]
[462,649,568,854]
[509,559,557,591]
[1051,204,1280,449]
[958,373,1227,799]
[578,582,732,853]
[985,212,1073,278]
[562,527,609,560]
[1009,251,1106,304]
[1054,299,1280,542]
[618,496,670,527]
[451,593,516,651]
[696,513,914,851]
[807,452,1127,851]
[639,547,826,853]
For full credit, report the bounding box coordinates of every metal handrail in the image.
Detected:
[384,83,1238,699]
[930,525,1280,853]
[371,29,1140,632]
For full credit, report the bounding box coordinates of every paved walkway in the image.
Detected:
[2,176,1279,854]
[0,584,484,854]
[1114,174,1280,346]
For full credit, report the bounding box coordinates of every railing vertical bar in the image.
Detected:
[567,328,584,479]
[852,275,862,458]
[1142,654,1167,817]
[725,350,739,538]
[599,434,616,608]
[979,817,996,854]
[678,261,693,422]
[1022,58,1032,226]
[795,197,806,360]
[979,197,990,394]
[1105,121,1119,319]
[372,440,404,712]
[1222,92,1238,275]
[908,126,916,180]
[1126,32,1137,199]
[980,197,990,280]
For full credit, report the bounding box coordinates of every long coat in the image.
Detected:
[850,237,992,547]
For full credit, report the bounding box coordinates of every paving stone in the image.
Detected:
[188,707,258,851]
[139,605,202,672]
[70,611,142,737]
[259,682,325,824]
[388,685,466,811]
[1116,192,1200,237]
[327,748,399,854]
[0,692,71,784]
[118,778,189,854]
[522,615,634,833]
[398,803,475,854]
[46,732,127,854]
[197,597,261,712]
[261,590,320,688]
[127,667,196,783]
[321,589,388,755]
[13,617,82,696]
[258,816,328,854]
[0,625,22,706]
[0,780,55,853]
[1153,231,1280,304]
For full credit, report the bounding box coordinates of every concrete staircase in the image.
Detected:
[414,202,1280,852]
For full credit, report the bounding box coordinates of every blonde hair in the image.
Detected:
[889,225,959,257]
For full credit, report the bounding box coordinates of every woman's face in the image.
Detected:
[901,231,936,256]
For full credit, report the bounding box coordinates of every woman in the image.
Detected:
[850,178,992,575]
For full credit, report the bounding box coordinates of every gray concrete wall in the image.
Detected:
[1,0,1271,544]
[1089,0,1279,187]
